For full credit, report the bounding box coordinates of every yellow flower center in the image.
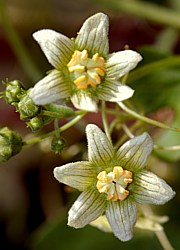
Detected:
[67,50,105,89]
[96,166,133,201]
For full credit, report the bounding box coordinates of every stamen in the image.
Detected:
[96,166,133,201]
[67,50,105,89]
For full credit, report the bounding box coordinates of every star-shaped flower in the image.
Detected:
[54,124,175,241]
[29,13,142,112]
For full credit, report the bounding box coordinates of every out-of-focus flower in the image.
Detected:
[54,124,175,241]
[30,13,142,112]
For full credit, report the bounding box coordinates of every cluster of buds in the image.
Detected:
[2,80,74,153]
[0,127,22,163]
[2,80,51,132]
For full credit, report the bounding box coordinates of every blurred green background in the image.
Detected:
[0,0,180,249]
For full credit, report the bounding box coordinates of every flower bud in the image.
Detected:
[4,80,23,104]
[18,92,40,120]
[51,136,66,154]
[0,127,22,162]
[26,116,44,132]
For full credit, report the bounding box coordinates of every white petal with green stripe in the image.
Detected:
[106,199,137,241]
[68,188,106,228]
[75,13,109,57]
[30,70,71,105]
[86,124,114,166]
[71,90,98,112]
[132,170,175,205]
[33,29,74,69]
[97,81,134,102]
[105,50,142,80]
[116,132,153,171]
[53,161,96,191]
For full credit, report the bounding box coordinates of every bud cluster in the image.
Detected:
[2,80,52,132]
[0,127,22,162]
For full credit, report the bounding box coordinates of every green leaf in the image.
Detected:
[128,48,180,161]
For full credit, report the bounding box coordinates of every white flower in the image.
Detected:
[54,124,175,241]
[30,13,142,112]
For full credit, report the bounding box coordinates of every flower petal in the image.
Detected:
[106,199,137,241]
[33,29,74,69]
[105,50,142,79]
[54,161,96,191]
[116,132,153,171]
[86,124,114,166]
[132,170,175,205]
[30,70,71,105]
[75,13,109,57]
[68,188,106,228]
[97,81,134,102]
[71,91,98,112]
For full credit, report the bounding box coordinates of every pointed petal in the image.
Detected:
[71,91,98,112]
[116,133,153,171]
[106,199,137,241]
[132,170,175,205]
[97,81,134,102]
[86,124,114,166]
[29,70,71,105]
[33,29,74,69]
[75,13,109,57]
[68,188,106,228]
[105,50,142,79]
[54,161,96,191]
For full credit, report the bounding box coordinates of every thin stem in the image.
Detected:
[114,120,142,149]
[24,111,87,145]
[54,119,60,138]
[140,205,174,250]
[122,124,134,139]
[92,0,180,29]
[155,231,174,250]
[0,0,41,81]
[101,101,112,143]
[118,102,180,132]
[154,144,180,151]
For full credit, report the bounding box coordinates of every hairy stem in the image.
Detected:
[24,111,87,145]
[101,101,112,143]
[118,102,180,132]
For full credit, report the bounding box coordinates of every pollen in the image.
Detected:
[67,50,105,89]
[96,166,133,201]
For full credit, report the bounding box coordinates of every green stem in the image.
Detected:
[101,101,112,143]
[154,144,180,151]
[92,0,180,29]
[54,119,60,138]
[118,102,180,132]
[0,0,42,81]
[24,111,87,145]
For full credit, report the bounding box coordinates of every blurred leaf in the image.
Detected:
[30,211,164,250]
[129,47,180,161]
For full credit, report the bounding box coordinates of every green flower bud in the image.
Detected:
[4,80,23,104]
[18,93,40,120]
[45,104,74,118]
[26,116,44,132]
[0,127,22,162]
[51,136,66,154]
